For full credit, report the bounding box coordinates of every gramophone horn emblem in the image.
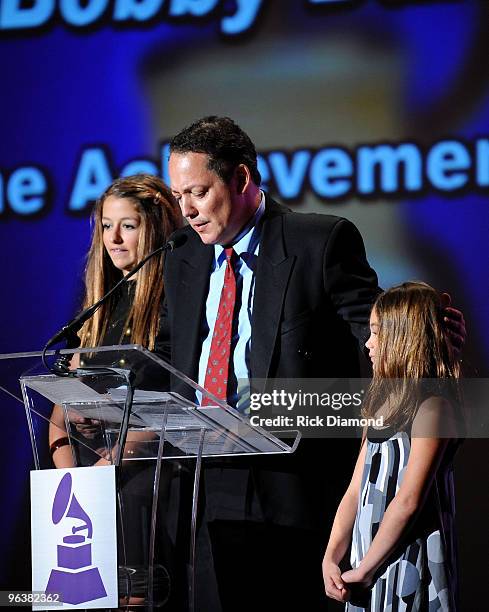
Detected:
[45,472,107,605]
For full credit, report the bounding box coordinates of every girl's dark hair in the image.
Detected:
[362,281,461,430]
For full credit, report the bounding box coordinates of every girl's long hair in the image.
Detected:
[362,281,461,430]
[78,174,182,350]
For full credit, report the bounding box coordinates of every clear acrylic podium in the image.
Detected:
[0,345,300,611]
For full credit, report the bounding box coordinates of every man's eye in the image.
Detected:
[193,191,206,198]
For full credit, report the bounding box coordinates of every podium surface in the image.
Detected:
[0,345,299,610]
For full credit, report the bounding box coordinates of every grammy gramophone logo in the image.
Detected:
[45,472,107,605]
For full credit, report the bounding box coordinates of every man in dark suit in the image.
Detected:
[164,116,463,611]
[163,116,379,611]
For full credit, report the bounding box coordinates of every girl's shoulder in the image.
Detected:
[366,395,462,442]
[412,395,461,439]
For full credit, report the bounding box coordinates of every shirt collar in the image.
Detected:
[214,191,265,266]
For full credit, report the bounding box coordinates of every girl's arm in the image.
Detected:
[49,353,80,468]
[49,352,159,467]
[323,437,367,602]
[48,353,110,468]
[341,396,456,589]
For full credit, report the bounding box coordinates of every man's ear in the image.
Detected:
[234,164,251,194]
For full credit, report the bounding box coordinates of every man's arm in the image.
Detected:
[322,218,381,348]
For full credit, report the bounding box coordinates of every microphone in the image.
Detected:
[43,234,186,361]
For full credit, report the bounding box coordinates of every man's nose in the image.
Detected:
[180,195,198,218]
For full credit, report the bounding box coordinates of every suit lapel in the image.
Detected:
[251,198,295,381]
[172,236,213,382]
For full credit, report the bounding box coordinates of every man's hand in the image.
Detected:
[322,558,350,602]
[441,293,466,357]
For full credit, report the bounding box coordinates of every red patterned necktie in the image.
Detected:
[202,247,236,406]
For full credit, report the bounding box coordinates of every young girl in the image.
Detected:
[48,173,182,467]
[323,281,462,611]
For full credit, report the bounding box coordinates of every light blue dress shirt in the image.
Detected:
[197,193,265,410]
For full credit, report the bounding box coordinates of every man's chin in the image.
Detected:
[195,232,217,245]
[192,227,220,245]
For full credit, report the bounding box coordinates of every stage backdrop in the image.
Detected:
[1,0,488,606]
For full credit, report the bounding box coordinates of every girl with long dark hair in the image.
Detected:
[323,282,462,611]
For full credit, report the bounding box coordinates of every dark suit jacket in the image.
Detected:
[164,196,380,529]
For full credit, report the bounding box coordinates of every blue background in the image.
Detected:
[1,0,488,605]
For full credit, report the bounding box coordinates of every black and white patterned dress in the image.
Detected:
[347,427,459,611]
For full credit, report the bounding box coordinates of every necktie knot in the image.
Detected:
[224,247,235,264]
